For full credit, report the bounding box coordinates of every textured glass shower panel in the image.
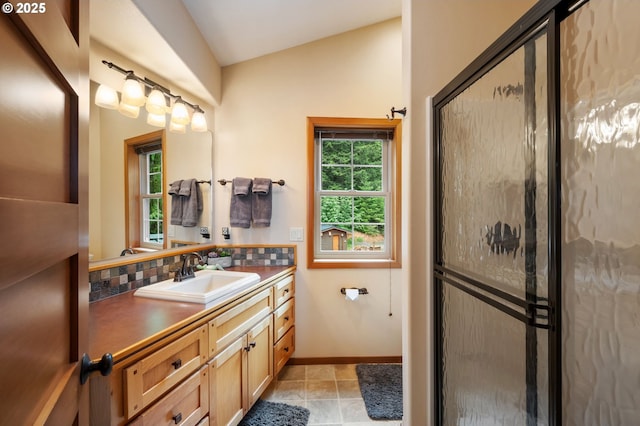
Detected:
[442,284,527,425]
[440,35,548,298]
[561,0,640,424]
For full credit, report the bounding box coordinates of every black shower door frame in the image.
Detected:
[432,1,589,425]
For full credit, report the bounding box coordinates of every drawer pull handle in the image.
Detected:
[284,347,289,352]
[283,289,290,293]
[171,359,182,369]
[172,412,183,424]
[284,316,290,321]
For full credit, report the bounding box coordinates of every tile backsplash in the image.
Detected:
[89,246,295,302]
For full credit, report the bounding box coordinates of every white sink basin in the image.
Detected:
[134,269,261,305]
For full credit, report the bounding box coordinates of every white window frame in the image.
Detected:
[139,148,163,248]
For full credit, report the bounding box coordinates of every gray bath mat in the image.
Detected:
[239,399,310,426]
[356,363,403,420]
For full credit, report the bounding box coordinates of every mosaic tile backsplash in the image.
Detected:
[89,246,295,302]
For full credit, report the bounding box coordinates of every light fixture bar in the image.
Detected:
[101,60,205,114]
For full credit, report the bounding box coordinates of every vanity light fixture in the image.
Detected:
[94,84,119,109]
[121,74,145,107]
[118,101,140,119]
[146,112,166,127]
[145,87,168,115]
[170,97,190,125]
[95,60,208,132]
[191,108,208,132]
[169,121,186,133]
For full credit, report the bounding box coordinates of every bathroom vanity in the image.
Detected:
[88,266,295,426]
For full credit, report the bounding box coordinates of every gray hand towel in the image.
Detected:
[252,178,272,227]
[230,177,252,228]
[181,179,203,227]
[169,180,183,225]
[178,179,192,196]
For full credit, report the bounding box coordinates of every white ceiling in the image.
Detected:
[90,0,401,104]
[181,0,402,66]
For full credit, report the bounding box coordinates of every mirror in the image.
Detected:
[89,81,213,261]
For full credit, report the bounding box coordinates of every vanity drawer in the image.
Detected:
[209,287,272,356]
[129,366,208,426]
[273,275,294,307]
[124,325,208,419]
[274,326,295,375]
[273,298,294,342]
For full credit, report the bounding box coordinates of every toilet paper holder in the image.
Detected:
[340,287,368,295]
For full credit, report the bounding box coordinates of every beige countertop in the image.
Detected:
[88,265,294,363]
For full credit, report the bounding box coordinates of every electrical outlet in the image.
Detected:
[289,227,304,242]
[200,227,209,234]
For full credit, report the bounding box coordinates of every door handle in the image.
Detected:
[80,353,113,384]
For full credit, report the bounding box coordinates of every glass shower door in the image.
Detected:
[434,27,550,425]
[560,0,640,423]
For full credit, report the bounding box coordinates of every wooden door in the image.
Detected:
[0,2,89,424]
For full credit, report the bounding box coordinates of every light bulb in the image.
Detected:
[170,100,190,125]
[191,111,208,132]
[146,112,166,127]
[146,88,167,115]
[121,77,145,107]
[94,84,119,109]
[118,101,139,118]
[169,121,186,133]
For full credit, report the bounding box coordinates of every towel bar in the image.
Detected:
[218,179,285,186]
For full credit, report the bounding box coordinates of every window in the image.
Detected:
[307,117,402,268]
[125,130,167,251]
[139,147,163,245]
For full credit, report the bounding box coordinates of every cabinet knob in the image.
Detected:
[172,412,183,424]
[284,316,290,321]
[80,353,113,385]
[283,347,289,352]
[171,359,182,369]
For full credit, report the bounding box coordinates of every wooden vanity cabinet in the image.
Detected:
[272,275,295,375]
[128,366,208,426]
[124,325,208,419]
[91,271,295,426]
[208,315,273,426]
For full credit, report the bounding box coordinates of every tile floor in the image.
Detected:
[261,364,403,426]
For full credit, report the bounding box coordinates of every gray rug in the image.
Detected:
[356,363,403,420]
[239,399,310,426]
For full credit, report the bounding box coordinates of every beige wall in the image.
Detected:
[214,19,404,359]
[404,0,535,423]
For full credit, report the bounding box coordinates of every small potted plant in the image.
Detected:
[207,248,232,267]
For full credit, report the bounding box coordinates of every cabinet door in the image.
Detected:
[209,337,246,426]
[246,315,274,408]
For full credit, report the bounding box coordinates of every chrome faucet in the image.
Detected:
[174,252,204,282]
[120,248,135,256]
